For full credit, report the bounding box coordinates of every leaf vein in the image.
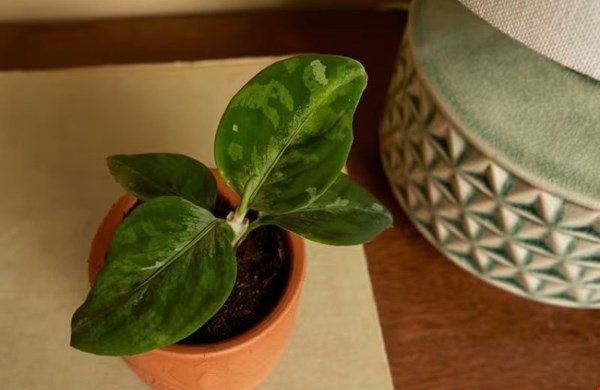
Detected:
[73,220,218,332]
[246,68,364,207]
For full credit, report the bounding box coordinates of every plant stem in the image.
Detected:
[227,210,248,248]
[234,192,250,220]
[226,190,253,247]
[229,215,267,248]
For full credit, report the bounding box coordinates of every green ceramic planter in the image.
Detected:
[380,0,600,308]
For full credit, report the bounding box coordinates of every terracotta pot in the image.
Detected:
[88,170,307,390]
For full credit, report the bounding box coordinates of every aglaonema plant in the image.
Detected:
[70,54,392,356]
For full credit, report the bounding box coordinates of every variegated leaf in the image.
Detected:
[70,196,236,355]
[261,173,392,245]
[107,153,217,210]
[215,55,367,214]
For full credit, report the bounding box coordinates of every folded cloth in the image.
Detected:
[458,0,600,81]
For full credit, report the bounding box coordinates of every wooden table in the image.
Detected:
[2,9,598,390]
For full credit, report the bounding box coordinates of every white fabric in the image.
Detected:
[458,0,600,81]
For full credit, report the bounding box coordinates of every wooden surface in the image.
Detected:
[2,9,599,390]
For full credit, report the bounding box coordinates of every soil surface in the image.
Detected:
[177,196,291,344]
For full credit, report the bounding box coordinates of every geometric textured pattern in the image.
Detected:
[380,40,600,308]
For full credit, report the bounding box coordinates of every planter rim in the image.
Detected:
[88,169,306,359]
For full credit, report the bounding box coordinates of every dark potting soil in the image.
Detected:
[177,196,291,344]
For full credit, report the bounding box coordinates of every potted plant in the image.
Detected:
[71,54,392,390]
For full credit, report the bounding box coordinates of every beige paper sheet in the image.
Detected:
[0,57,393,390]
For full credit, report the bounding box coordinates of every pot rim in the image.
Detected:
[89,169,306,359]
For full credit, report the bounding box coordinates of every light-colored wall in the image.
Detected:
[0,0,382,22]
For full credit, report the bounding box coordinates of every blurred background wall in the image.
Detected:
[0,0,387,22]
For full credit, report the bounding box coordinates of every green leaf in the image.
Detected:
[260,173,392,245]
[215,55,367,214]
[70,197,236,355]
[107,153,217,209]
